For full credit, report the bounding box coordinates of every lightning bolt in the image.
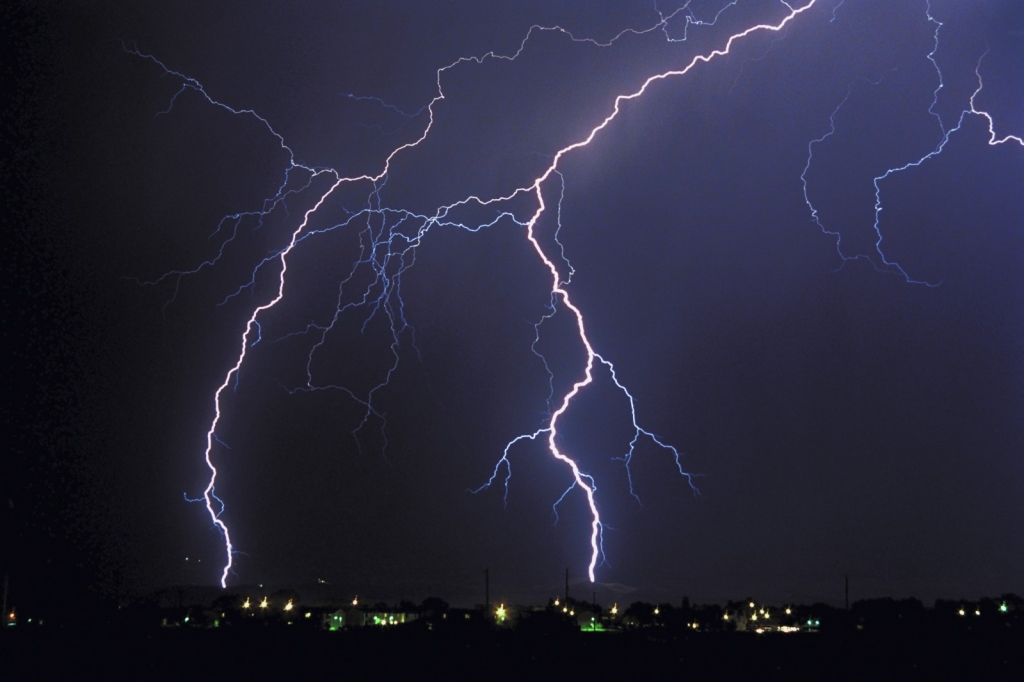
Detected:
[132,0,1020,588]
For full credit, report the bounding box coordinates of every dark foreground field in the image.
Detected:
[3,627,1022,681]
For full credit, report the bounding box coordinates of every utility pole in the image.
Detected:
[484,568,489,610]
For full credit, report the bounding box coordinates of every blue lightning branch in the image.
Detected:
[135,0,1020,587]
[802,2,1023,284]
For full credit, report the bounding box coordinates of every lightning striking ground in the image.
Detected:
[132,0,1021,587]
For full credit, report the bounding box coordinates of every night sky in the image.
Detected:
[5,0,1023,610]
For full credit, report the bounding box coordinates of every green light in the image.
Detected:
[1000,603,1008,613]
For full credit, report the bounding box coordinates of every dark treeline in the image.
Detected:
[3,592,1024,680]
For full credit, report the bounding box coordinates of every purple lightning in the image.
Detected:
[146,0,815,587]
[133,0,1020,588]
[468,0,822,582]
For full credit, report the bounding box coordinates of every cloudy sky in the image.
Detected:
[6,0,1023,609]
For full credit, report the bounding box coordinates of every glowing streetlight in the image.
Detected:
[1000,602,1008,613]
[749,602,755,609]
[610,603,618,615]
[242,598,251,609]
[259,597,268,609]
[958,608,965,616]
[653,607,659,616]
[352,596,359,607]
[496,604,507,622]
[553,598,560,606]
[284,599,294,612]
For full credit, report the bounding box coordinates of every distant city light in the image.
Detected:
[259,597,268,609]
[284,600,294,612]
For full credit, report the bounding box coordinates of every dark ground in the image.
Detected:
[3,627,1022,681]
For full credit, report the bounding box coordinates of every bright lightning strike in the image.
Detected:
[132,0,1021,588]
